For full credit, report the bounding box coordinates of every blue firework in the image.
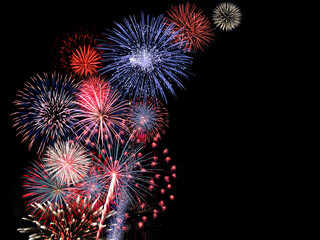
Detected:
[12,73,79,155]
[22,160,76,217]
[98,12,193,104]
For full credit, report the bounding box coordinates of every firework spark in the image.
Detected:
[212,2,242,31]
[18,196,115,240]
[128,99,169,142]
[12,72,78,155]
[43,140,91,186]
[166,2,214,52]
[75,75,130,147]
[98,12,193,104]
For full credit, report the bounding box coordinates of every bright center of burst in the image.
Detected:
[129,48,160,71]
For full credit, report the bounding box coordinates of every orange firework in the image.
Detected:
[70,45,102,77]
[166,2,214,52]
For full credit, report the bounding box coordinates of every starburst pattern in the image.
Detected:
[212,2,242,31]
[12,72,78,155]
[53,28,103,77]
[70,45,102,76]
[166,2,214,52]
[43,140,92,185]
[22,160,75,217]
[98,12,193,104]
[128,99,169,142]
[75,75,130,147]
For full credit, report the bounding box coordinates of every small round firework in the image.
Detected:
[70,45,102,77]
[12,72,78,155]
[166,2,214,52]
[212,2,242,31]
[75,75,130,147]
[18,196,115,240]
[43,140,92,186]
[53,28,102,77]
[128,99,169,143]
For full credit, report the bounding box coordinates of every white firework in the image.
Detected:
[213,2,242,31]
[43,140,91,185]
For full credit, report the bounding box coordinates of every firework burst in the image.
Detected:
[22,160,76,217]
[98,12,193,104]
[12,72,78,155]
[128,99,169,142]
[53,28,103,77]
[213,2,242,31]
[166,2,214,52]
[18,196,115,240]
[75,75,130,147]
[70,45,102,77]
[43,140,92,186]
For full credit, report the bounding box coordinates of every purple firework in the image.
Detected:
[98,12,193,104]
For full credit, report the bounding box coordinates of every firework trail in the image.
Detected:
[128,99,169,143]
[98,12,193,104]
[12,72,78,155]
[166,2,214,52]
[18,196,115,240]
[75,75,130,147]
[43,140,92,186]
[213,2,242,31]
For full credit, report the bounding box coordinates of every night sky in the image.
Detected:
[5,0,260,239]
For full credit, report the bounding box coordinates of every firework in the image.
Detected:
[212,2,242,31]
[166,2,214,52]
[75,75,130,147]
[70,45,102,77]
[18,196,115,240]
[53,28,102,77]
[98,12,193,104]
[12,72,78,155]
[128,99,169,142]
[94,134,156,238]
[43,140,91,186]
[22,160,75,217]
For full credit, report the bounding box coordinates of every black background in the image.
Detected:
[4,0,263,239]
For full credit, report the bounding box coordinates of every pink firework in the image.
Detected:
[43,140,91,185]
[75,75,130,147]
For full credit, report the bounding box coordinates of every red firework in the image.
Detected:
[54,28,103,77]
[166,2,214,52]
[70,45,102,77]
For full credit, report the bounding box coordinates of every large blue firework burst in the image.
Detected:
[98,12,193,104]
[12,73,79,155]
